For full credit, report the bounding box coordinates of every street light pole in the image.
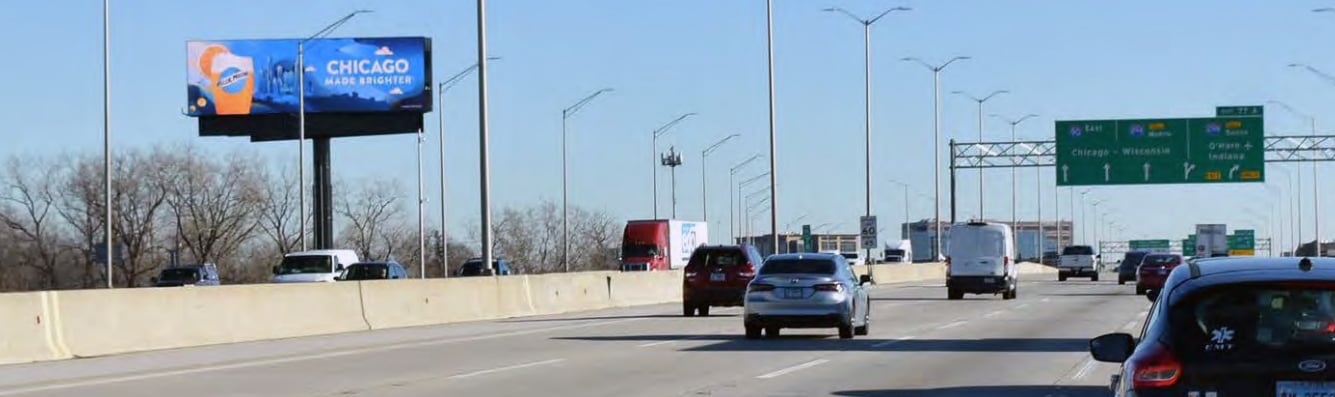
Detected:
[824,6,911,262]
[904,56,970,260]
[651,113,697,218]
[954,90,1008,219]
[888,180,910,240]
[103,0,113,287]
[562,88,613,272]
[701,134,741,237]
[1269,96,1321,252]
[730,155,763,243]
[739,172,770,242]
[477,0,495,274]
[297,10,372,252]
[766,0,779,255]
[435,58,497,277]
[990,113,1036,255]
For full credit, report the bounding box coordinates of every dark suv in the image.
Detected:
[457,258,513,277]
[682,244,764,317]
[151,263,220,287]
[1090,257,1335,396]
[1119,251,1149,285]
[337,261,409,281]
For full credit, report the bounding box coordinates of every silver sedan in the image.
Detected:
[743,253,872,339]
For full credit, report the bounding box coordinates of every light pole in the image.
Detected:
[784,214,810,233]
[954,90,1009,218]
[562,88,614,272]
[297,10,372,252]
[824,6,912,260]
[1274,165,1300,254]
[730,154,763,242]
[991,113,1037,255]
[746,189,772,241]
[766,0,780,255]
[477,0,495,274]
[416,127,426,277]
[1270,93,1321,252]
[887,179,910,240]
[904,56,970,260]
[739,173,770,242]
[702,134,742,233]
[435,57,498,277]
[102,0,113,287]
[652,113,697,218]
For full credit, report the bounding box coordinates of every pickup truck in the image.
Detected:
[1057,245,1098,281]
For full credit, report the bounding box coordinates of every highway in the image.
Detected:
[0,274,1144,397]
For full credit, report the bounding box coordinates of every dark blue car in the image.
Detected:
[457,257,513,277]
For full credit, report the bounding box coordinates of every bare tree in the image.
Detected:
[53,153,109,288]
[162,147,264,265]
[0,155,71,289]
[108,148,172,287]
[257,164,302,256]
[336,179,405,260]
[570,206,621,271]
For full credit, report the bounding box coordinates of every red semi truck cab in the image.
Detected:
[620,219,708,271]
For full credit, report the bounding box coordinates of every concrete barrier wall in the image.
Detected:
[56,282,368,358]
[0,292,64,365]
[0,263,1055,365]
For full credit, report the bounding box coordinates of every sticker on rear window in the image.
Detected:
[1206,326,1235,352]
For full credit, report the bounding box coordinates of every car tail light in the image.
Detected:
[1129,342,1182,389]
[813,284,843,292]
[749,284,775,293]
[738,264,756,278]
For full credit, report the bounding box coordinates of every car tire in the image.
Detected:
[854,317,869,335]
[947,288,964,300]
[765,327,781,338]
[683,303,696,317]
[1058,274,1068,282]
[698,306,710,317]
[745,324,762,339]
[839,323,854,339]
[1135,286,1146,295]
[1118,278,1126,285]
[1091,273,1100,282]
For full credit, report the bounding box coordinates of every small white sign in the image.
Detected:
[860,216,878,248]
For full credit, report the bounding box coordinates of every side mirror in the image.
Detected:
[1147,289,1161,302]
[272,266,280,275]
[1089,333,1135,363]
[859,274,873,285]
[336,264,345,272]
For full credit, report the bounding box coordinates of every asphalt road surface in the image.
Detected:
[0,274,1147,397]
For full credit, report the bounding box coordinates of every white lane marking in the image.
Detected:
[1072,359,1099,380]
[936,320,968,330]
[447,359,565,380]
[983,310,1006,318]
[637,336,700,348]
[1014,303,1030,309]
[756,359,830,379]
[1041,297,1052,303]
[872,336,916,348]
[0,318,641,396]
[1122,320,1139,331]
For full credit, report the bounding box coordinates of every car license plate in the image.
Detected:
[784,288,805,299]
[983,277,995,284]
[1277,380,1335,396]
[1159,268,1167,275]
[710,273,726,282]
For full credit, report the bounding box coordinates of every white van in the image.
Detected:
[945,221,1017,300]
[271,249,361,283]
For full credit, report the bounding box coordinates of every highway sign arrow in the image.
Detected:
[1183,162,1195,180]
[1062,165,1069,183]
[1229,164,1240,180]
[1143,162,1151,181]
[1103,163,1111,182]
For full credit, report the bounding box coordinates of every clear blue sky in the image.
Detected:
[1,0,1333,249]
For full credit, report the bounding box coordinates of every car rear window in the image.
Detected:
[159,268,200,281]
[1171,284,1335,361]
[759,259,835,275]
[1062,246,1094,255]
[1144,255,1181,266]
[686,249,745,269]
[949,227,1006,259]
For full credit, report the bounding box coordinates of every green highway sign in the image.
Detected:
[802,225,815,253]
[1216,106,1263,117]
[1228,230,1256,256]
[1129,239,1172,252]
[1183,239,1196,256]
[1055,114,1265,186]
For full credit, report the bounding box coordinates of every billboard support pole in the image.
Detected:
[298,41,307,252]
[312,138,333,250]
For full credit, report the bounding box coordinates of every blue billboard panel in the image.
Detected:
[186,37,430,116]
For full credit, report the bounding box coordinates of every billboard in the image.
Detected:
[186,37,431,116]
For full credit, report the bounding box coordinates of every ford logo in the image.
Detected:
[1300,360,1327,373]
